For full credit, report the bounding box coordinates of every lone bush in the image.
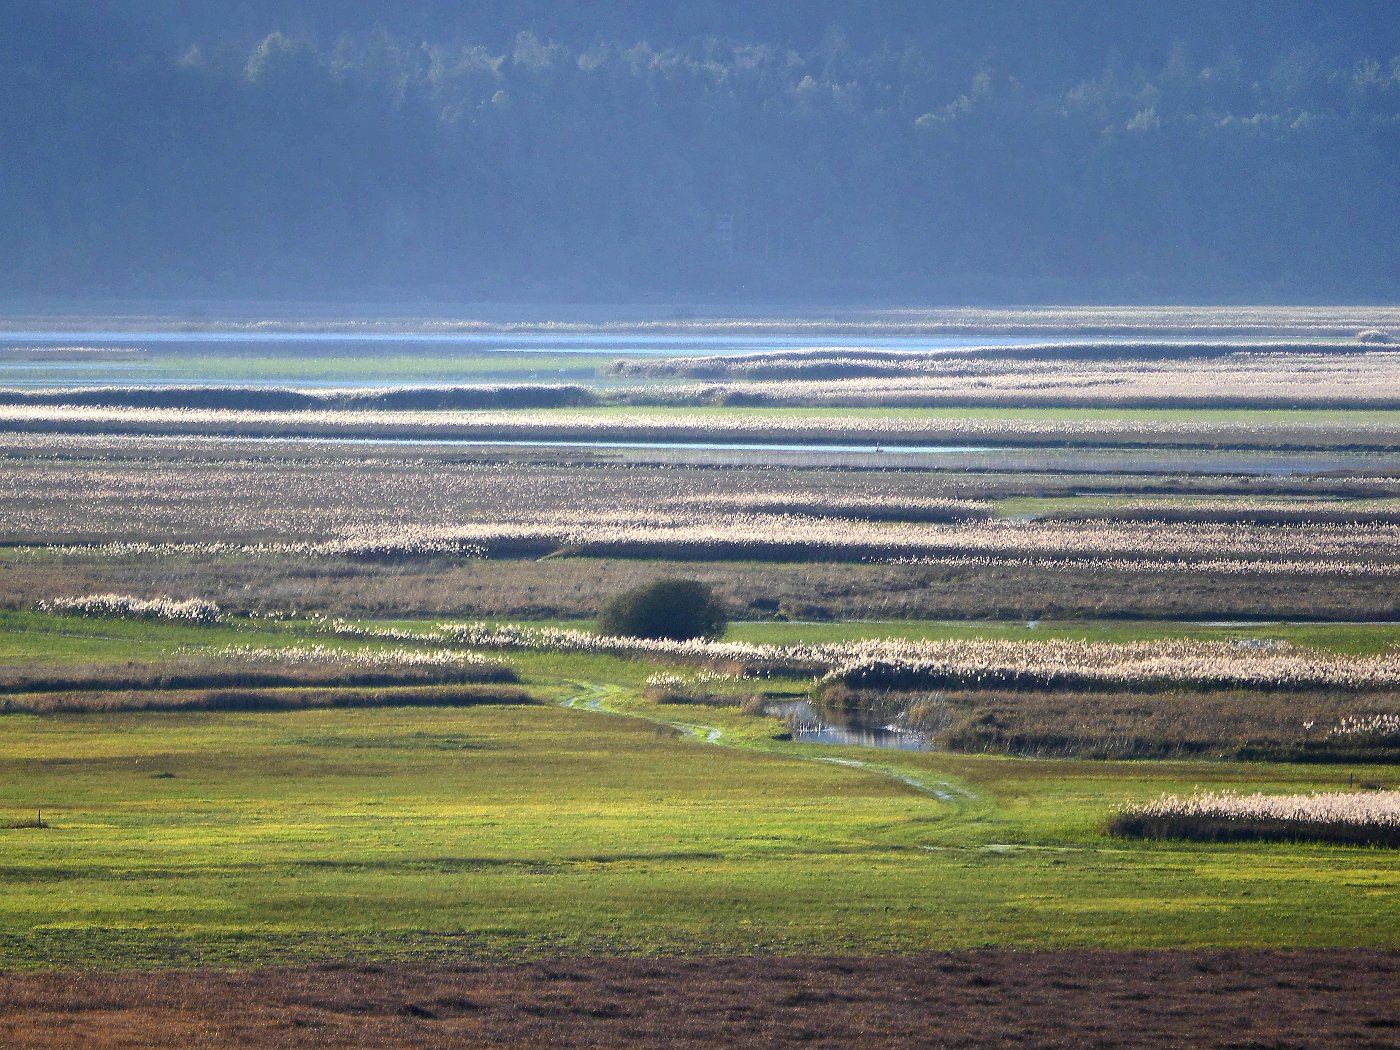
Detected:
[597,578,727,641]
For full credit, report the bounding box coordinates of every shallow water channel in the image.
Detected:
[765,699,934,752]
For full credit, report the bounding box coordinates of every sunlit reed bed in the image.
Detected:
[609,348,1400,408]
[1037,498,1400,526]
[41,515,1400,575]
[1329,713,1400,740]
[7,346,1400,410]
[673,492,995,521]
[37,593,222,624]
[610,341,1389,374]
[357,620,1400,693]
[672,490,1400,527]
[1,440,1397,553]
[330,515,1400,563]
[890,553,1400,578]
[0,404,1398,449]
[1109,789,1400,847]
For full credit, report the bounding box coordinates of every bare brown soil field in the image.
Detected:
[0,952,1394,1049]
[10,553,1399,622]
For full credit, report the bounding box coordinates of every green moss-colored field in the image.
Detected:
[367,613,1400,657]
[6,606,1398,674]
[1,610,1396,970]
[0,609,357,665]
[0,351,621,387]
[1,700,1397,970]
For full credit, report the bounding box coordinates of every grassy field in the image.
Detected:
[0,350,623,387]
[2,699,1397,969]
[10,607,1400,661]
[0,611,1394,969]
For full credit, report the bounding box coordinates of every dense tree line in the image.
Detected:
[1,1,1397,302]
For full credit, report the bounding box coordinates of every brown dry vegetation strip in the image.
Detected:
[821,685,1400,761]
[0,684,533,715]
[1108,812,1400,848]
[0,663,516,696]
[0,952,1395,1049]
[8,555,1400,622]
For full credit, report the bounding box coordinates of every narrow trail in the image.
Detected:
[558,681,619,712]
[557,680,973,804]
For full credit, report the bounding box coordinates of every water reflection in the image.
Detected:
[766,699,933,752]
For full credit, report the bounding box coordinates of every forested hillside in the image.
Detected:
[3,1,1397,302]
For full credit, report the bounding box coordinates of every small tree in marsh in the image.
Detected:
[597,578,727,641]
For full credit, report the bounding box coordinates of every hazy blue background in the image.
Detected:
[3,1,1397,303]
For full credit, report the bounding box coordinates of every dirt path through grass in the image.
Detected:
[558,678,973,803]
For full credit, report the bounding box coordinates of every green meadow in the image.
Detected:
[0,611,1397,969]
[0,351,621,387]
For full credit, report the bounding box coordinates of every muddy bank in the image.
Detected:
[1,950,1395,1048]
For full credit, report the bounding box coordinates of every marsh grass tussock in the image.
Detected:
[1110,789,1400,847]
[609,348,1400,408]
[37,593,222,624]
[34,513,1400,574]
[3,439,1396,563]
[190,643,499,671]
[675,491,994,522]
[425,622,1400,694]
[1041,497,1400,526]
[1327,713,1400,741]
[385,515,1400,568]
[1,403,1398,449]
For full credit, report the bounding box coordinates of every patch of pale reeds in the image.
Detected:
[1109,789,1400,846]
[424,621,1400,694]
[38,593,221,624]
[0,403,1397,447]
[184,643,497,670]
[1327,713,1400,740]
[608,348,1400,408]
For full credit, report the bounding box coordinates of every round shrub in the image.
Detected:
[597,578,727,641]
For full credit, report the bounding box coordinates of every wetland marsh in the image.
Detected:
[1,309,1397,1047]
